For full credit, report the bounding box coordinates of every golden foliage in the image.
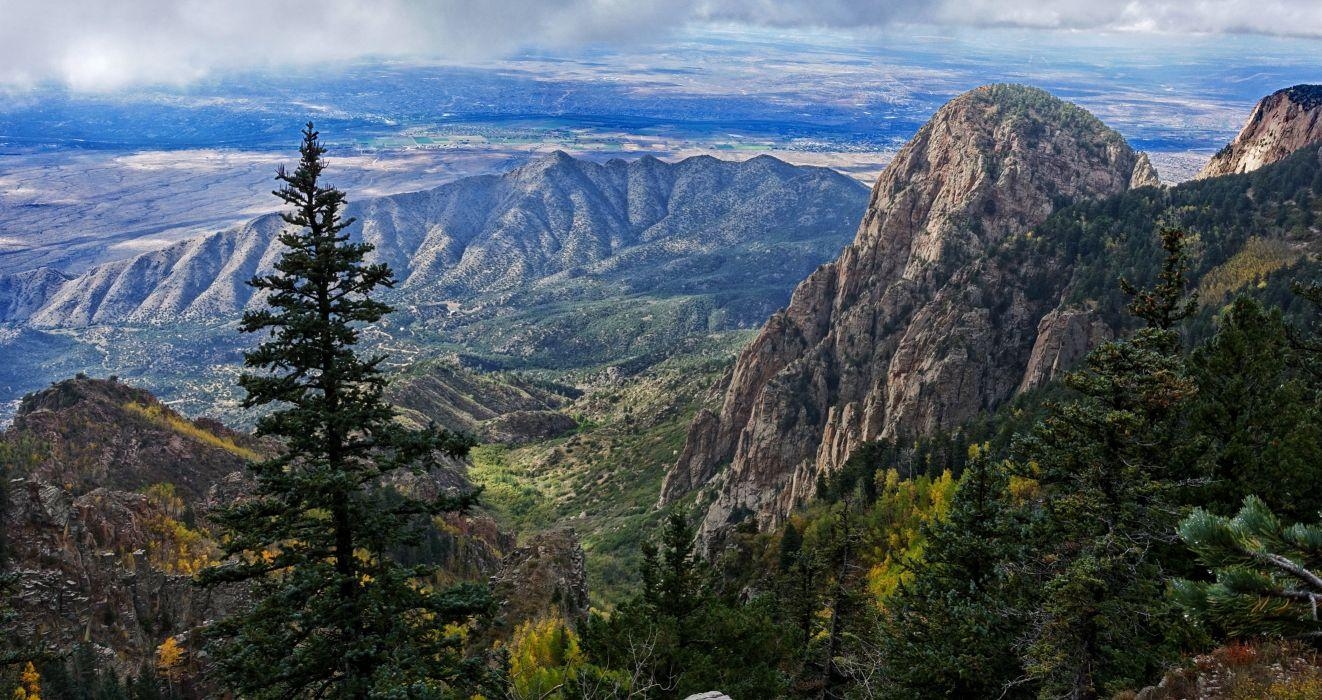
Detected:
[508,618,586,700]
[1198,237,1303,306]
[859,469,957,604]
[142,495,215,575]
[156,637,185,681]
[122,401,261,461]
[12,662,40,700]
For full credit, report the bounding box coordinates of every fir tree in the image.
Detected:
[1186,296,1322,520]
[199,124,493,698]
[1175,496,1322,639]
[1013,228,1200,698]
[878,448,1033,699]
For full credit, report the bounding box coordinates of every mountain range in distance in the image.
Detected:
[0,151,868,423]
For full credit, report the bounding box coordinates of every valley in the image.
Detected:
[3,10,1322,693]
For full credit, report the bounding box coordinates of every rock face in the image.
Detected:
[488,529,590,632]
[1197,85,1322,179]
[0,377,259,676]
[4,479,243,675]
[662,85,1145,538]
[1017,307,1114,393]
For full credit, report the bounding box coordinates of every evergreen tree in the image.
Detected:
[877,448,1033,699]
[199,124,494,698]
[583,512,790,698]
[1186,296,1322,520]
[1013,228,1200,698]
[1175,496,1322,639]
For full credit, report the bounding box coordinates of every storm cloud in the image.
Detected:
[2,0,1320,91]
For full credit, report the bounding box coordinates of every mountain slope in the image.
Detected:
[2,153,866,330]
[0,153,866,423]
[1197,84,1322,179]
[659,85,1167,537]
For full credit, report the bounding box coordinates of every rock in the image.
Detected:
[683,693,733,700]
[1017,306,1114,393]
[1197,84,1322,179]
[480,410,578,446]
[662,85,1146,542]
[1130,151,1162,188]
[488,529,590,633]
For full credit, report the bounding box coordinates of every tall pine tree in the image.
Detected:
[1014,228,1200,698]
[199,124,493,698]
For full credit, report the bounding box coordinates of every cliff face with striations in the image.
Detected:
[662,85,1152,539]
[1197,85,1322,179]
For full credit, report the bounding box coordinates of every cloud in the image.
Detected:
[2,0,1320,91]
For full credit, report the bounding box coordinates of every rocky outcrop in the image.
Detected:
[663,85,1146,538]
[6,376,263,500]
[488,529,590,633]
[1017,306,1114,393]
[3,477,243,677]
[1197,84,1322,179]
[480,410,578,446]
[1130,152,1162,189]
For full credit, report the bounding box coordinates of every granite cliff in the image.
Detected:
[1197,84,1322,179]
[661,85,1158,537]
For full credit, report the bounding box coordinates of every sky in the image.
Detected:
[3,0,1322,91]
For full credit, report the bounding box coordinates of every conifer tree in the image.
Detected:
[1014,228,1199,698]
[877,448,1032,699]
[1175,496,1322,639]
[199,124,493,698]
[1186,296,1322,520]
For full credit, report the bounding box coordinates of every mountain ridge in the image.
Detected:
[0,152,866,330]
[659,84,1172,537]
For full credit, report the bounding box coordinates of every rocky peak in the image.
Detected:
[1197,84,1322,179]
[661,84,1143,538]
[6,376,261,500]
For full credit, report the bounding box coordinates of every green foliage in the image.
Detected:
[878,450,1033,699]
[198,124,496,698]
[1011,231,1200,697]
[506,617,629,700]
[583,512,793,699]
[1184,296,1322,521]
[1175,497,1322,639]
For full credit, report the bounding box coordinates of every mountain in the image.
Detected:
[0,377,529,680]
[1197,84,1322,179]
[659,84,1173,538]
[0,152,867,424]
[0,377,259,675]
[1,152,865,330]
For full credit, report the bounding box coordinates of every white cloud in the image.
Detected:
[1,0,1320,91]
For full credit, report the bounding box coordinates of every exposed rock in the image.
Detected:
[3,477,244,678]
[488,529,590,633]
[0,375,512,680]
[1196,84,1322,179]
[1130,152,1162,188]
[1017,306,1114,393]
[663,85,1145,540]
[6,376,264,500]
[683,694,733,700]
[480,410,579,446]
